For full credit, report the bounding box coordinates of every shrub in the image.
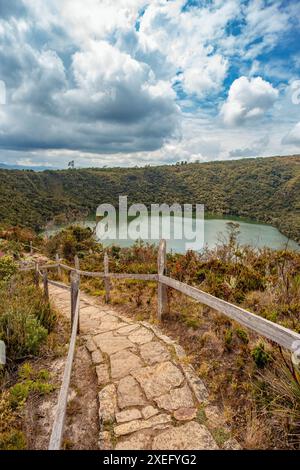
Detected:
[0,363,55,449]
[0,430,26,450]
[0,256,17,282]
[224,329,233,351]
[0,309,48,361]
[251,343,272,368]
[236,328,249,344]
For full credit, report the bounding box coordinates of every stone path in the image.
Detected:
[49,285,240,450]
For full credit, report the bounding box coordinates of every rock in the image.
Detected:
[140,341,171,365]
[181,364,209,403]
[173,344,186,359]
[155,383,194,411]
[128,327,154,345]
[96,320,121,333]
[99,431,113,450]
[91,350,104,365]
[110,350,143,380]
[116,324,139,335]
[140,322,175,345]
[142,406,159,419]
[173,407,197,421]
[81,306,101,316]
[94,332,133,355]
[116,409,142,424]
[115,430,153,450]
[85,338,97,353]
[113,322,130,330]
[98,384,117,424]
[96,364,110,385]
[223,438,242,450]
[205,405,225,428]
[117,376,147,409]
[132,362,184,399]
[152,422,218,450]
[114,414,171,437]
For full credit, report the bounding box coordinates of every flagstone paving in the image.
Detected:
[49,284,241,450]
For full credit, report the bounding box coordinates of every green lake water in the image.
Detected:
[45,214,299,254]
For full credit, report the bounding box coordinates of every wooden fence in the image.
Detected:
[20,239,300,449]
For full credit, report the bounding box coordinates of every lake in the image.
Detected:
[45,214,299,254]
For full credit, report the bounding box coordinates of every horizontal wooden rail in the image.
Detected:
[159,274,300,351]
[48,291,80,450]
[19,244,300,353]
[19,263,59,272]
[109,273,157,281]
[21,261,156,281]
[48,279,71,291]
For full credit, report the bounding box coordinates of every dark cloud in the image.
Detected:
[229,136,269,158]
[0,8,179,155]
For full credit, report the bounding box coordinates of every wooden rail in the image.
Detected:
[33,266,79,449]
[48,286,80,450]
[22,239,300,449]
[159,275,300,351]
[23,240,300,354]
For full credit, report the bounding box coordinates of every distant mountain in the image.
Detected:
[0,155,299,243]
[0,162,58,171]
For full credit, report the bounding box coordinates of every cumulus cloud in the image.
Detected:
[0,0,299,166]
[221,76,278,126]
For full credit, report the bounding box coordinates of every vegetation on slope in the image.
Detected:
[0,222,300,448]
[42,225,300,449]
[0,155,299,242]
[0,243,59,449]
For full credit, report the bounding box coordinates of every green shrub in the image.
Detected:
[0,256,17,282]
[251,343,272,368]
[0,309,48,361]
[9,363,55,409]
[236,328,249,344]
[0,430,26,450]
[224,329,233,351]
[9,382,31,409]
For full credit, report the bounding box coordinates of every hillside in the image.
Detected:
[0,155,299,243]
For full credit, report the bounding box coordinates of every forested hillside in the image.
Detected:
[0,155,299,242]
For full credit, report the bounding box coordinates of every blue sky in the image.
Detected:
[0,0,300,168]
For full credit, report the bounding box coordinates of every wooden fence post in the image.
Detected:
[34,261,39,288]
[104,252,110,304]
[56,253,61,278]
[74,255,80,271]
[70,271,80,334]
[157,239,168,321]
[43,268,49,300]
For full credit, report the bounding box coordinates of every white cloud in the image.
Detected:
[282,122,300,146]
[181,54,228,97]
[221,76,278,126]
[0,0,299,166]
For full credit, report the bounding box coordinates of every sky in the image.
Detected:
[0,0,300,168]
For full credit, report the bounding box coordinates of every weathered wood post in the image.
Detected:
[34,261,39,288]
[56,253,61,278]
[157,239,168,321]
[74,255,80,271]
[70,271,80,334]
[104,252,110,304]
[42,268,49,300]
